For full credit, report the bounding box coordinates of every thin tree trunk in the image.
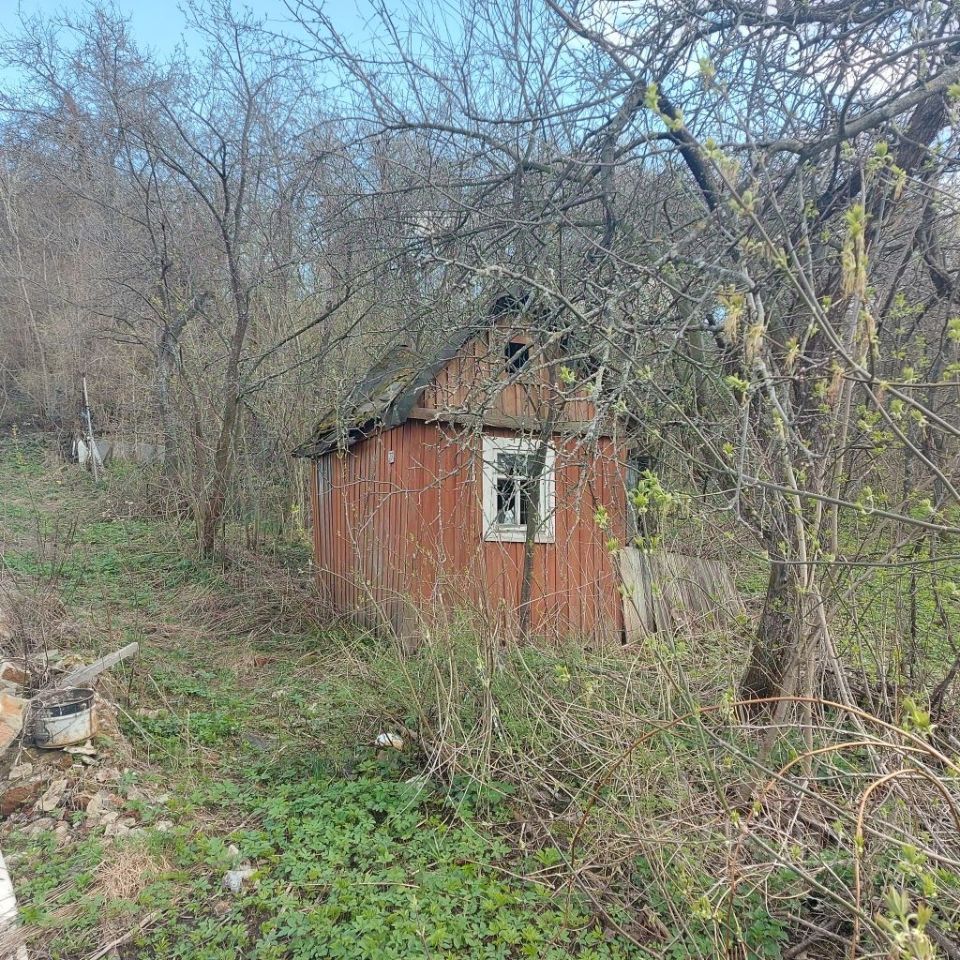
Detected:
[517,431,552,639]
[156,327,181,478]
[740,557,794,704]
[198,391,239,555]
[198,262,251,556]
[518,384,560,637]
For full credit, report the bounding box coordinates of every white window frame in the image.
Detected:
[482,436,555,543]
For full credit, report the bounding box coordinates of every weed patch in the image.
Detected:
[138,776,639,960]
[3,436,958,959]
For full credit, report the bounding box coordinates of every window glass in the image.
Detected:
[495,453,539,526]
[504,340,530,373]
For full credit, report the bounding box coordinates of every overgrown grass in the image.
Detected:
[144,773,638,960]
[2,435,958,960]
[281,618,960,959]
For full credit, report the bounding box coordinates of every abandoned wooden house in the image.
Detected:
[294,298,638,640]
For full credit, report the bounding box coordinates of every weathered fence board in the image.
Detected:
[616,549,742,637]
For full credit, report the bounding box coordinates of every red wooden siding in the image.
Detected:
[420,331,598,425]
[311,419,629,640]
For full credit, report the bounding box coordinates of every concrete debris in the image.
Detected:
[26,817,55,837]
[84,790,115,819]
[222,866,256,895]
[104,816,138,839]
[37,778,68,813]
[155,820,174,833]
[0,629,149,957]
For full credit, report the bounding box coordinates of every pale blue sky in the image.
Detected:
[0,0,378,60]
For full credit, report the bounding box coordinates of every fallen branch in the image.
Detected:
[85,911,158,960]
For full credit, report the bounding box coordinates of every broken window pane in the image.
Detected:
[505,340,530,373]
[496,474,519,524]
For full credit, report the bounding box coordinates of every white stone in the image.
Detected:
[37,778,68,813]
[222,866,256,895]
[375,732,404,750]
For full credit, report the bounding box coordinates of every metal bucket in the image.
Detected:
[31,687,96,749]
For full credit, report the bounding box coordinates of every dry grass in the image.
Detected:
[0,842,168,960]
[96,840,169,903]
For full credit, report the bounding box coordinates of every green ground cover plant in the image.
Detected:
[0,439,661,959]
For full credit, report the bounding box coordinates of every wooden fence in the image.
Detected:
[616,548,742,637]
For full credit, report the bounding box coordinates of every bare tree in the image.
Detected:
[291,0,960,715]
[0,3,369,550]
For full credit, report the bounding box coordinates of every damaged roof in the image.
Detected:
[293,291,565,459]
[292,324,479,459]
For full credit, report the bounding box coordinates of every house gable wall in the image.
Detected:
[419,330,599,427]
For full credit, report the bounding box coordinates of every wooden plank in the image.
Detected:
[59,642,140,687]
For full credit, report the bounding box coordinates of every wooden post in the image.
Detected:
[82,375,101,483]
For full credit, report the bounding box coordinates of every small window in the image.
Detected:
[505,340,531,373]
[494,453,539,526]
[483,437,555,542]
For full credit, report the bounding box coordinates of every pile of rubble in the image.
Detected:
[0,644,152,842]
[1,693,172,845]
[0,582,148,957]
